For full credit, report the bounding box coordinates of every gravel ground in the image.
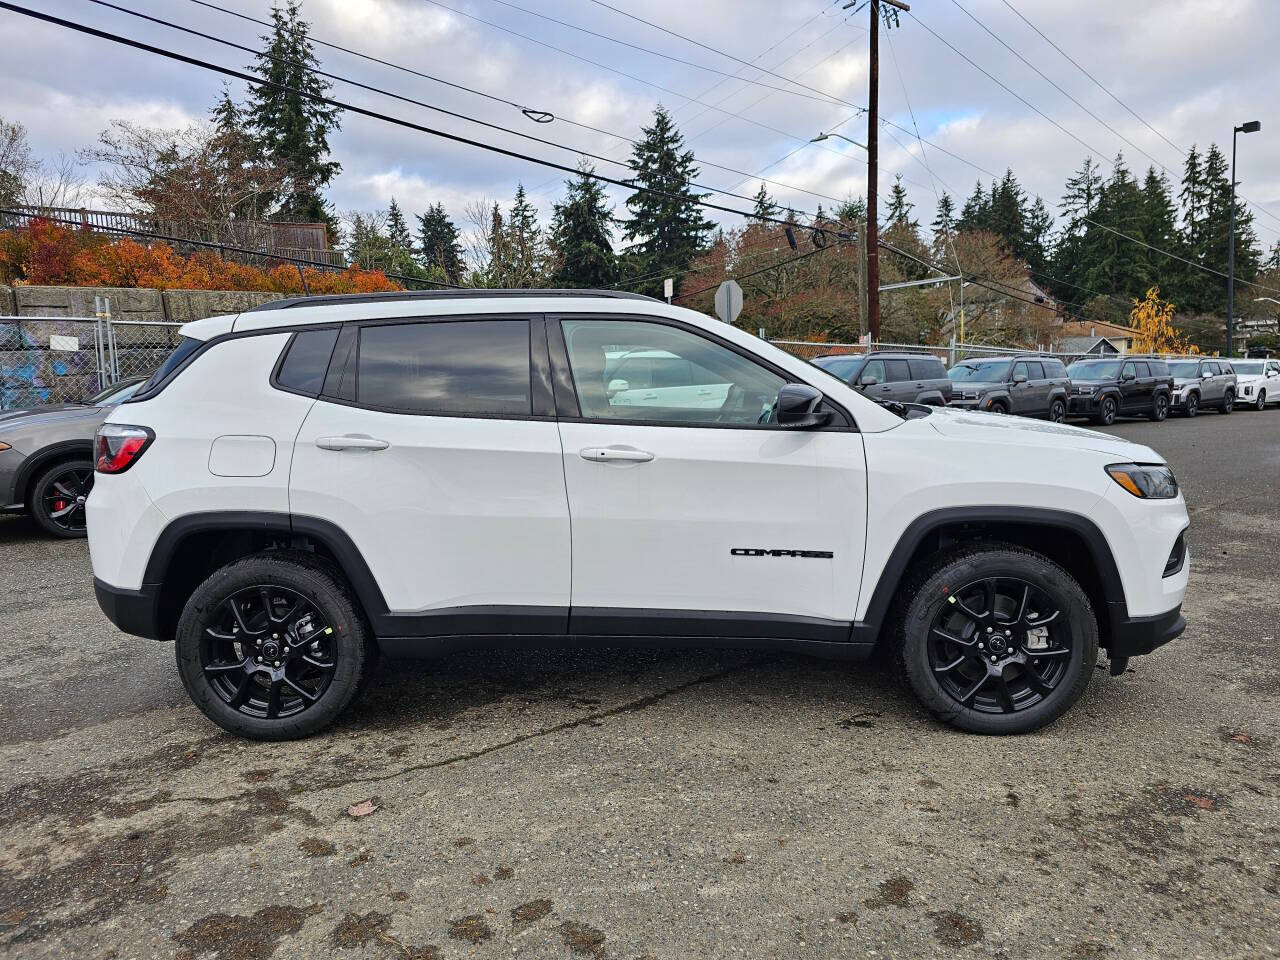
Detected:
[1,410,1277,960]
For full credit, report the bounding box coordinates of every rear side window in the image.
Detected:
[1043,359,1067,377]
[356,319,532,416]
[884,359,911,382]
[276,328,339,395]
[908,357,944,379]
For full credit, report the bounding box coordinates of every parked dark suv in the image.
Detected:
[810,351,952,405]
[1065,356,1175,424]
[946,355,1071,420]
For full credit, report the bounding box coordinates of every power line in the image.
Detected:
[0,208,464,287]
[1,3,850,237]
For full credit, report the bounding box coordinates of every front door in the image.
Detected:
[1119,360,1146,413]
[289,316,570,634]
[552,316,867,635]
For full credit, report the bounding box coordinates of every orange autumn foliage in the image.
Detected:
[0,219,401,294]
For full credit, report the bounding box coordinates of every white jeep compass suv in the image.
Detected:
[88,291,1190,739]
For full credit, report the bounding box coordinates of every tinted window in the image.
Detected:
[276,328,339,395]
[1043,359,1067,378]
[357,320,531,416]
[1133,361,1150,377]
[884,359,911,382]
[561,319,785,426]
[1121,362,1137,378]
[861,359,887,383]
[908,356,944,379]
[1025,361,1045,379]
[1148,360,1169,377]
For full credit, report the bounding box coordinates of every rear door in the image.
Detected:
[883,358,913,402]
[552,315,867,631]
[289,315,570,634]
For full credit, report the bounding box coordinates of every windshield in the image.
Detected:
[1067,360,1122,379]
[138,337,203,394]
[1167,361,1200,377]
[1232,361,1264,375]
[948,360,1010,382]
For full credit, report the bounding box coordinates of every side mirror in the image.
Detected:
[860,375,879,387]
[776,383,832,429]
[1122,371,1136,382]
[1201,373,1212,380]
[1012,373,1028,384]
[606,378,629,396]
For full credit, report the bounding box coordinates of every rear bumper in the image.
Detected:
[94,577,163,641]
[1106,602,1185,658]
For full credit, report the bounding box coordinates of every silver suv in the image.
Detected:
[810,352,952,406]
[1167,357,1236,417]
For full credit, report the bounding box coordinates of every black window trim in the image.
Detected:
[270,325,343,399]
[547,312,856,432]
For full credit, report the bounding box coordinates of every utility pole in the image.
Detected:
[853,0,909,343]
[1227,119,1260,357]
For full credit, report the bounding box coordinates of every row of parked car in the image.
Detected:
[810,351,1280,424]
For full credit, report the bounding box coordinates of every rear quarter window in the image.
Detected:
[275,328,340,395]
[1044,359,1067,378]
[884,359,911,382]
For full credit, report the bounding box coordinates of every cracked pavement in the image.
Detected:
[1,412,1278,959]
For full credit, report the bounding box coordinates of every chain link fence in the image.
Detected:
[766,337,1102,367]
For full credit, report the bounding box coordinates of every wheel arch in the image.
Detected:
[860,507,1126,652]
[143,511,389,643]
[16,440,94,505]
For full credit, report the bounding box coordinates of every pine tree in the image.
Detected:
[885,175,917,231]
[244,1,342,228]
[836,193,866,226]
[931,192,956,240]
[1139,167,1183,298]
[549,161,617,288]
[383,197,419,276]
[505,183,546,286]
[957,181,990,233]
[415,203,463,284]
[622,105,715,297]
[209,83,243,135]
[751,182,779,223]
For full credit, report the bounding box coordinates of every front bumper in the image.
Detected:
[1068,393,1101,415]
[1105,602,1185,658]
[94,577,163,641]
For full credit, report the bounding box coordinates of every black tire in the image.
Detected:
[988,400,1009,415]
[1048,398,1066,423]
[895,544,1098,735]
[1149,392,1169,422]
[1183,392,1199,418]
[1093,395,1117,426]
[1220,390,1234,414]
[28,458,94,539]
[174,551,376,740]
[1254,389,1266,411]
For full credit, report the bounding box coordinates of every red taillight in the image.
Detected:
[94,424,155,474]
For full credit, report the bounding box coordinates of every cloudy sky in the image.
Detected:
[4,0,1280,254]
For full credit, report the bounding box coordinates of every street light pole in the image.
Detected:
[1227,119,1261,356]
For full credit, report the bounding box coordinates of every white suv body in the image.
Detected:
[87,291,1189,739]
[1231,357,1280,409]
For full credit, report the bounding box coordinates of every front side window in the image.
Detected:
[561,319,785,426]
[1025,361,1046,380]
[1133,361,1150,377]
[357,319,532,416]
[1013,361,1029,380]
[860,359,887,384]
[1269,362,1280,375]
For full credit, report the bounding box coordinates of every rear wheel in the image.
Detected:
[1093,395,1117,426]
[1149,392,1169,422]
[1184,393,1199,418]
[174,552,376,740]
[29,459,94,539]
[1221,390,1234,414]
[1048,398,1066,423]
[896,545,1097,734]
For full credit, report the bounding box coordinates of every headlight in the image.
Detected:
[0,441,10,452]
[1106,463,1178,499]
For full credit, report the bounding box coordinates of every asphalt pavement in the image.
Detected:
[1,409,1278,959]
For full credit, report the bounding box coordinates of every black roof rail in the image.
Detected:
[243,288,659,313]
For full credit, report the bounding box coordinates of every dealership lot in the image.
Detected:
[1,413,1277,959]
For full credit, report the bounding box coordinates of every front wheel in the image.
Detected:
[1093,395,1117,426]
[1048,398,1066,423]
[29,459,94,539]
[1184,393,1199,418]
[896,545,1098,734]
[1254,390,1267,411]
[174,552,376,740]
[1221,391,1234,414]
[1149,392,1169,422]
[988,400,1009,415]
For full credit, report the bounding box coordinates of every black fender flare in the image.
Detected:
[14,440,95,505]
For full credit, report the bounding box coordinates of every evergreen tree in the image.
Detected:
[957,181,990,232]
[244,1,342,228]
[415,203,464,284]
[505,183,546,286]
[209,83,243,135]
[622,105,715,297]
[549,161,617,288]
[387,198,412,251]
[751,182,779,222]
[1076,154,1148,299]
[836,193,866,226]
[885,175,917,231]
[931,192,956,240]
[1139,167,1183,299]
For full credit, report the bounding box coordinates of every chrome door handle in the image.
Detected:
[316,435,390,451]
[579,446,654,463]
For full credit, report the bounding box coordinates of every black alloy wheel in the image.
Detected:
[927,578,1071,715]
[30,459,94,538]
[198,585,338,721]
[1254,390,1267,411]
[1221,391,1234,414]
[1096,395,1118,426]
[175,552,375,740]
[1049,398,1066,423]
[1184,393,1199,418]
[1150,393,1169,422]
